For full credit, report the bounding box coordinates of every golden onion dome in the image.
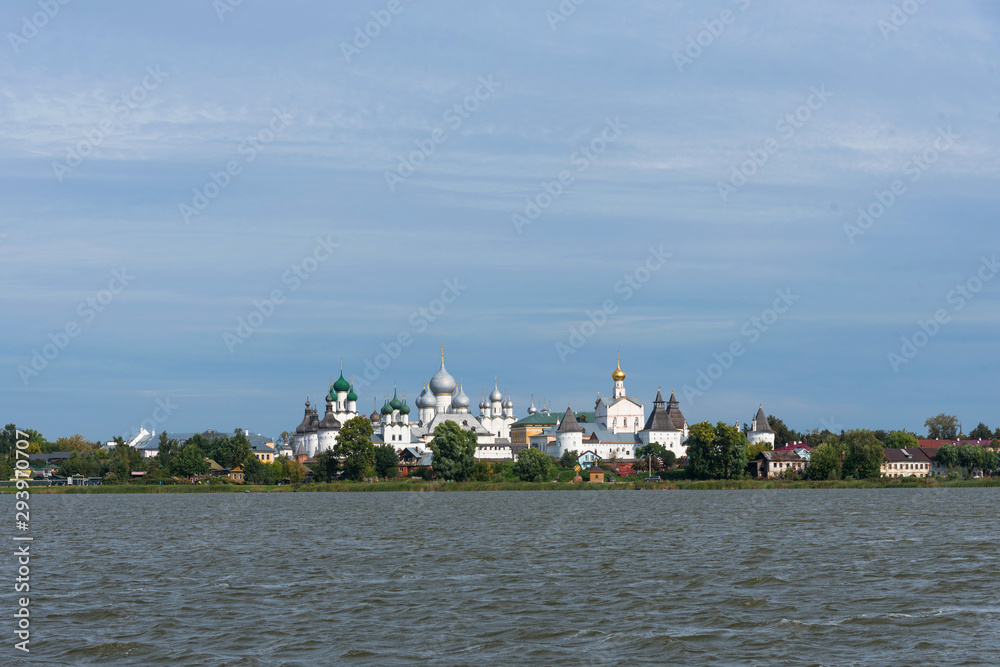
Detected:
[612,362,625,382]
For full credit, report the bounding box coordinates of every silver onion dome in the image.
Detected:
[416,384,436,409]
[452,383,470,409]
[489,380,503,403]
[429,353,457,396]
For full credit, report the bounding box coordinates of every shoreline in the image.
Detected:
[6,478,999,494]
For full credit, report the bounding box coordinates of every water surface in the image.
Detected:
[4,489,998,665]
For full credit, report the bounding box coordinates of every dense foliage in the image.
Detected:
[428,421,477,481]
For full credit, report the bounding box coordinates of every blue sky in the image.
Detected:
[2,0,998,442]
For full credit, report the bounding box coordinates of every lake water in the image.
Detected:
[5,489,999,665]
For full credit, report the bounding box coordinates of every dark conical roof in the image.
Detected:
[643,389,678,432]
[664,391,686,431]
[753,406,773,432]
[556,406,581,433]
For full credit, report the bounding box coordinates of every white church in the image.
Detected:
[291,350,778,464]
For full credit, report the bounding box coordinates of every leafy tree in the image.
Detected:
[60,452,100,478]
[169,443,209,477]
[311,449,340,482]
[686,421,749,480]
[156,432,180,472]
[883,431,919,450]
[806,442,842,480]
[472,461,494,481]
[803,428,838,449]
[214,434,251,469]
[746,441,773,460]
[428,421,477,481]
[374,444,400,479]
[243,454,275,484]
[969,422,992,441]
[334,417,377,481]
[766,415,800,448]
[514,447,552,482]
[924,414,959,440]
[636,443,669,472]
[278,430,292,446]
[0,424,18,456]
[281,457,308,484]
[937,444,960,471]
[941,444,999,476]
[54,434,93,452]
[0,425,46,456]
[559,449,579,468]
[842,429,884,479]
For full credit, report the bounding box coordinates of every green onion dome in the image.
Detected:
[347,384,358,402]
[333,371,351,394]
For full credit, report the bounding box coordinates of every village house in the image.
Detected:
[748,450,809,478]
[882,448,931,477]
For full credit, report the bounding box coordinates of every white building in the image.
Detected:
[746,405,776,448]
[637,389,689,458]
[595,357,644,434]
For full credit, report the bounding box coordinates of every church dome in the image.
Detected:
[489,381,503,403]
[399,398,410,415]
[380,398,393,416]
[527,397,537,415]
[452,383,470,409]
[347,384,358,402]
[612,361,625,382]
[479,393,489,411]
[502,392,513,409]
[333,371,351,393]
[389,389,402,411]
[429,354,457,396]
[416,384,436,409]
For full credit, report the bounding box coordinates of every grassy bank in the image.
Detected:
[8,477,1000,494]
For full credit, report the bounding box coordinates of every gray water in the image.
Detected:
[3,489,999,665]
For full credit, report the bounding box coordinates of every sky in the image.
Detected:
[1,0,998,442]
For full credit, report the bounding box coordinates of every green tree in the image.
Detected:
[766,415,800,448]
[636,443,669,472]
[311,449,340,482]
[924,414,959,440]
[428,421,477,481]
[54,434,93,452]
[242,454,275,484]
[214,434,251,469]
[842,429,884,479]
[883,431,919,450]
[170,443,209,477]
[278,430,292,447]
[60,451,100,478]
[156,432,180,472]
[806,442,842,480]
[472,461,494,481]
[374,444,399,479]
[559,449,579,468]
[746,441,773,460]
[513,447,552,482]
[968,422,992,441]
[334,417,377,481]
[686,421,749,480]
[282,457,308,484]
[0,425,45,456]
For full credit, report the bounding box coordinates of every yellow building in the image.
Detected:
[252,442,276,464]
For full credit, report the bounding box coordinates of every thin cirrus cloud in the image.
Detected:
[0,0,997,440]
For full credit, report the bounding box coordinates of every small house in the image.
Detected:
[588,466,606,483]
